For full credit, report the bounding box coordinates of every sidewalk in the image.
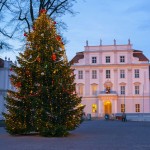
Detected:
[0,120,150,150]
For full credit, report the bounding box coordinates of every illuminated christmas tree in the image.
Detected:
[3,9,84,137]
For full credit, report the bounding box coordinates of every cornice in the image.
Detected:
[72,63,150,68]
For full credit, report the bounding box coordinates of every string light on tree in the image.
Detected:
[3,9,84,137]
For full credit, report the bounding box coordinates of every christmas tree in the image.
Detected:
[3,9,84,137]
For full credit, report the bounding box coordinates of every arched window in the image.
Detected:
[77,83,84,96]
[91,83,98,96]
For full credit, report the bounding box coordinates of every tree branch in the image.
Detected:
[0,0,7,11]
[18,10,31,33]
[0,28,14,38]
[30,0,34,22]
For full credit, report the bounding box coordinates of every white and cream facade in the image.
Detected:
[71,41,150,117]
[0,57,13,120]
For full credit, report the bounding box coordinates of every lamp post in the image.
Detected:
[124,93,125,112]
[143,83,144,121]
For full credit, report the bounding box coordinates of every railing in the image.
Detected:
[99,91,117,94]
[115,113,150,121]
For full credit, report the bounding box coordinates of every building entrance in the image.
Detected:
[104,101,112,115]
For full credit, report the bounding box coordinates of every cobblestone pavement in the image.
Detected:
[0,120,150,150]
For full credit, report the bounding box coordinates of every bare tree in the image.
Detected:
[0,0,76,50]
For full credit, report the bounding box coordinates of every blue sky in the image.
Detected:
[1,0,150,61]
[63,0,150,61]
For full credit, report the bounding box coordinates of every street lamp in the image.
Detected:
[124,93,125,112]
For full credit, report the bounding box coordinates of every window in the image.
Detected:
[92,104,97,113]
[92,70,97,79]
[106,87,111,94]
[106,70,110,78]
[91,84,98,95]
[120,70,125,78]
[120,56,125,63]
[78,84,84,96]
[78,70,83,79]
[106,56,110,63]
[120,86,125,95]
[92,57,97,63]
[135,86,139,94]
[121,104,125,112]
[135,69,139,78]
[135,104,140,112]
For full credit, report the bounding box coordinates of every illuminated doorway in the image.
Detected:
[104,101,112,114]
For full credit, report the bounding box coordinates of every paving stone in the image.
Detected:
[0,120,150,150]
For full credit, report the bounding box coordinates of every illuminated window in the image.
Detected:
[78,84,84,96]
[135,104,140,112]
[106,87,110,94]
[121,104,125,112]
[92,104,97,113]
[91,84,98,95]
[78,104,84,108]
[92,70,97,79]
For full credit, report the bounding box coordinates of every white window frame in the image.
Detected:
[120,70,125,78]
[120,86,125,95]
[135,69,139,78]
[92,70,97,79]
[106,56,110,63]
[106,70,110,78]
[135,85,139,94]
[120,56,125,63]
[78,70,83,79]
[92,57,97,63]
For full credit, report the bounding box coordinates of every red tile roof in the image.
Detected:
[70,52,84,64]
[133,50,149,61]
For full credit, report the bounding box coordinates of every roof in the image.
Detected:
[133,50,149,61]
[0,58,4,68]
[70,52,84,64]
[71,49,149,64]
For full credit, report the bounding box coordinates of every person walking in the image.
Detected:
[122,112,127,122]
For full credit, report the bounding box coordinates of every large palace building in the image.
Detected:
[71,40,150,118]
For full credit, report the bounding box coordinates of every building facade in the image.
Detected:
[0,57,13,120]
[71,41,150,118]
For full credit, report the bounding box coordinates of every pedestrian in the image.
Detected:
[122,112,126,122]
[105,114,109,120]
